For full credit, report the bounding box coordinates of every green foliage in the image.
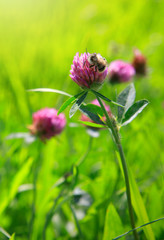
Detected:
[69,91,88,118]
[78,120,105,128]
[122,99,149,126]
[117,84,149,126]
[117,83,136,122]
[0,157,33,215]
[117,152,155,240]
[28,88,72,97]
[58,92,84,115]
[82,103,104,116]
[0,227,11,239]
[103,204,124,240]
[92,90,123,107]
[112,217,164,240]
[9,233,15,240]
[80,104,104,124]
[127,165,155,240]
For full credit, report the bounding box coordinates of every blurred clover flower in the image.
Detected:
[28,108,66,141]
[81,99,112,129]
[70,52,108,89]
[108,60,135,84]
[132,49,147,76]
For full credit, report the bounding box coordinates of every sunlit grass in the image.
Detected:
[0,0,164,239]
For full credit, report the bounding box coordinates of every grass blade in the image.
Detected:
[113,217,164,239]
[27,88,72,97]
[0,158,33,215]
[9,233,15,240]
[0,227,11,239]
[117,152,155,240]
[103,203,124,240]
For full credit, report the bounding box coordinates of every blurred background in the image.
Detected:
[0,0,164,239]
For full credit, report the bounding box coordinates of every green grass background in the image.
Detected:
[0,0,164,239]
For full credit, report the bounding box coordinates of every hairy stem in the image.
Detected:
[95,94,139,240]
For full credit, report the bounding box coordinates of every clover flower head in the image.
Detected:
[28,108,66,141]
[108,60,135,84]
[70,52,108,89]
[132,49,147,76]
[81,99,112,129]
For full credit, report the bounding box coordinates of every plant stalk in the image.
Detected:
[70,204,83,238]
[28,141,42,240]
[95,95,139,240]
[77,136,93,167]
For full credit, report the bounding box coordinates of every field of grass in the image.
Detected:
[0,0,164,239]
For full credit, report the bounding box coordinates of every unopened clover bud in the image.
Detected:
[132,49,147,76]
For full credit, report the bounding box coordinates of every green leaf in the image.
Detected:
[69,91,88,118]
[9,233,15,240]
[117,83,136,122]
[0,158,33,215]
[128,166,155,240]
[78,120,104,128]
[80,104,104,125]
[103,203,124,240]
[92,90,123,107]
[122,100,149,126]
[84,104,104,116]
[117,152,155,240]
[58,96,76,114]
[92,89,112,102]
[58,92,84,115]
[27,88,72,97]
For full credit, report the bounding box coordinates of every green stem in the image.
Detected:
[42,192,71,240]
[43,137,93,239]
[42,191,63,240]
[113,216,164,240]
[28,163,37,240]
[28,142,42,240]
[53,136,93,189]
[95,94,139,240]
[77,136,93,167]
[69,204,83,238]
